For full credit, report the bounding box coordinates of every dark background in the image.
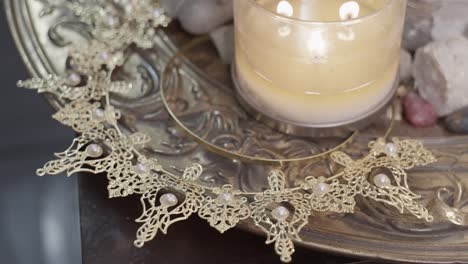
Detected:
[0,3,375,264]
[0,2,80,264]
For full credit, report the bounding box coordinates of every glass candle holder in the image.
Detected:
[233,0,407,134]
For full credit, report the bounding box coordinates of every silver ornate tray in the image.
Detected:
[7,0,468,263]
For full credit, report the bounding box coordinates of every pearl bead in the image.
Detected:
[121,0,135,13]
[373,173,392,188]
[313,182,330,195]
[99,51,110,61]
[384,143,398,157]
[160,193,178,208]
[110,52,123,65]
[66,72,81,86]
[86,144,103,158]
[272,206,290,221]
[106,15,120,27]
[133,163,149,175]
[152,8,162,18]
[217,192,233,205]
[92,108,105,121]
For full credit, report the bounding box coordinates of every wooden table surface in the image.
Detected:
[79,174,372,264]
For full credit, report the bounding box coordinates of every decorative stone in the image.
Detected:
[403,0,468,51]
[85,144,103,158]
[216,192,234,205]
[403,92,438,127]
[431,2,468,42]
[66,72,82,86]
[397,85,409,98]
[386,99,403,122]
[313,182,330,196]
[160,193,179,208]
[395,99,404,122]
[133,163,149,175]
[373,173,392,188]
[445,107,468,134]
[272,206,290,221]
[384,143,398,157]
[399,49,413,82]
[210,25,234,64]
[160,0,233,35]
[158,0,182,16]
[414,37,468,116]
[403,0,436,51]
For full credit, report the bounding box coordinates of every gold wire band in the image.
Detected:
[160,36,394,166]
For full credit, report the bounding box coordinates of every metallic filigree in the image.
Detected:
[302,176,356,213]
[18,70,132,101]
[251,170,312,263]
[331,138,436,221]
[69,40,125,73]
[134,174,205,247]
[53,101,121,132]
[68,0,170,49]
[36,125,149,177]
[198,185,250,233]
[182,163,203,181]
[107,156,161,198]
[17,74,89,100]
[18,0,438,263]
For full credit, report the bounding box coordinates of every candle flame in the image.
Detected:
[338,28,355,41]
[276,0,294,17]
[307,30,327,61]
[339,1,360,20]
[278,26,291,37]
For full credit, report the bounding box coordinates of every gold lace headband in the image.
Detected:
[17,1,434,262]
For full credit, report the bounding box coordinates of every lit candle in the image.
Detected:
[233,0,407,127]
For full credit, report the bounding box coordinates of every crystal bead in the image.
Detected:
[384,143,398,157]
[160,193,178,208]
[66,72,81,86]
[313,182,330,195]
[217,192,233,205]
[272,206,290,221]
[373,173,392,188]
[85,144,103,158]
[133,163,149,175]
